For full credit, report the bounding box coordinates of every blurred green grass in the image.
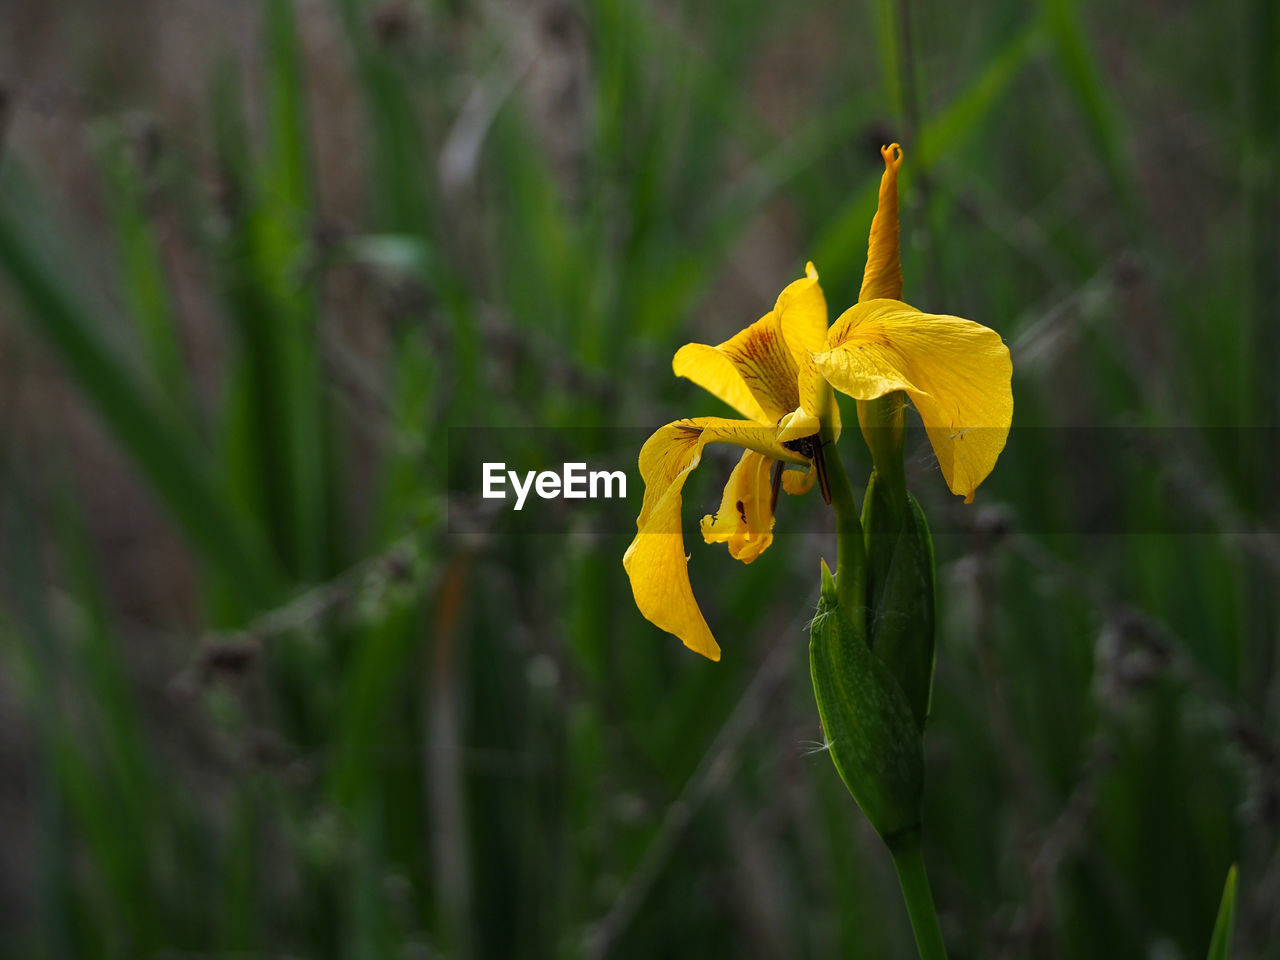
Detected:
[0,0,1276,957]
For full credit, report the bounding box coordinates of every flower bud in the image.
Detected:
[861,473,936,728]
[810,560,923,842]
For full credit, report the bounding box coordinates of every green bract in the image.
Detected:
[862,472,937,729]
[810,560,923,843]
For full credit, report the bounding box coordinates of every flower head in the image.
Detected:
[813,144,1013,502]
[625,144,1013,660]
[623,265,836,660]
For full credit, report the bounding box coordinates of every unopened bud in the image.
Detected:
[862,472,936,728]
[810,559,923,842]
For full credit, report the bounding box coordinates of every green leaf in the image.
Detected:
[0,169,282,611]
[814,19,1042,290]
[1041,0,1138,218]
[96,127,190,412]
[1206,865,1237,960]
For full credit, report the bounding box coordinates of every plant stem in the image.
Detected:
[888,831,948,960]
[819,402,864,623]
[820,394,945,959]
[857,392,908,520]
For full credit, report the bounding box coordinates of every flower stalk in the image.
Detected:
[858,393,908,516]
[888,831,949,960]
[819,388,865,621]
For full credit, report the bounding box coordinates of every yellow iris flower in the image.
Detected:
[625,143,1012,659]
[812,144,1013,503]
[622,265,837,660]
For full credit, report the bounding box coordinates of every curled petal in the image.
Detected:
[700,450,775,564]
[782,462,817,496]
[774,261,829,367]
[625,417,806,660]
[859,144,904,303]
[815,299,1013,502]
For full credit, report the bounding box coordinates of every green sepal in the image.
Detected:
[862,471,936,729]
[811,560,924,842]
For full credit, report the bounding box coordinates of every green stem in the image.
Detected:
[888,832,948,960]
[820,402,864,623]
[857,392,908,519]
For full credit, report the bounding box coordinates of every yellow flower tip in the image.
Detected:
[963,491,975,505]
[805,260,819,280]
[860,147,904,303]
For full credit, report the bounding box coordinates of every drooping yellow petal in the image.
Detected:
[774,261,829,367]
[814,299,1013,502]
[700,450,775,563]
[859,144,904,303]
[624,483,720,659]
[624,417,807,660]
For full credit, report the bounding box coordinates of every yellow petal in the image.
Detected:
[859,144,904,303]
[700,450,775,563]
[708,314,801,422]
[672,343,769,422]
[815,299,1013,501]
[776,406,820,446]
[782,462,817,496]
[674,265,828,424]
[624,417,806,660]
[624,489,720,660]
[774,261,829,367]
[795,352,840,440]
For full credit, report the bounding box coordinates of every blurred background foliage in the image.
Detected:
[0,0,1277,957]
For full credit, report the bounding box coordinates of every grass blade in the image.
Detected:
[814,19,1042,302]
[1206,865,1237,960]
[0,170,281,611]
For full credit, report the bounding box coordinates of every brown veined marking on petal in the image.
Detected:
[672,344,771,423]
[827,309,900,353]
[670,415,811,466]
[720,318,801,421]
